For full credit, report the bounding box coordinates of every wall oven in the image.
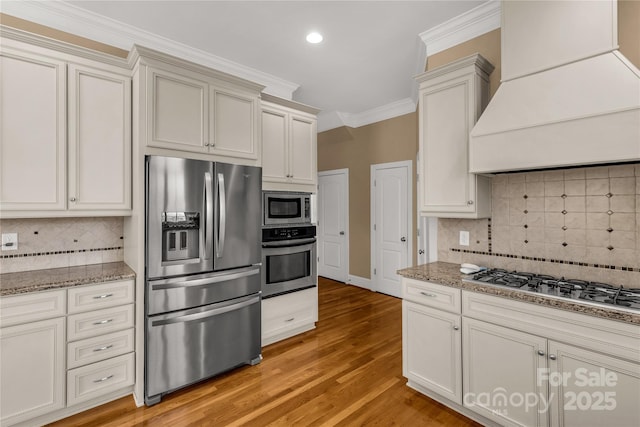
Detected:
[261,225,317,298]
[263,192,311,226]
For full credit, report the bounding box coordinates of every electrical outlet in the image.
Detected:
[459,231,470,246]
[1,233,18,251]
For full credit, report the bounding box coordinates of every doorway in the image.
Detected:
[317,169,349,283]
[370,161,412,298]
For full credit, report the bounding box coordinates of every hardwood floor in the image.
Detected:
[49,278,480,426]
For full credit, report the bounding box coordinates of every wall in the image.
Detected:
[317,113,417,279]
[0,217,124,273]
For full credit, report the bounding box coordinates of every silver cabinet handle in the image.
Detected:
[70,197,77,202]
[453,326,459,331]
[467,200,474,205]
[93,319,113,325]
[549,354,557,360]
[93,374,114,383]
[537,350,545,356]
[400,237,406,242]
[92,293,113,300]
[285,318,295,322]
[420,292,437,298]
[93,344,114,352]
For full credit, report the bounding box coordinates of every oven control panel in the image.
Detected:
[262,225,316,242]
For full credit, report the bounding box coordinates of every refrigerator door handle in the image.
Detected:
[150,267,260,290]
[217,172,226,258]
[150,294,259,326]
[204,172,213,260]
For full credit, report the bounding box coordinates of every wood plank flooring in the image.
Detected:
[49,278,480,426]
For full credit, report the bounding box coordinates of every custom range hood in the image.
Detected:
[470,0,640,173]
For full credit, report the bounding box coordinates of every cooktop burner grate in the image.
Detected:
[466,269,640,312]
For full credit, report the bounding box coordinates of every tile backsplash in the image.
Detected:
[438,164,640,288]
[0,217,124,273]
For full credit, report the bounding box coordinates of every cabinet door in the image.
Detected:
[403,301,462,404]
[147,67,208,152]
[548,341,640,427]
[0,318,65,425]
[289,114,317,185]
[463,317,549,427]
[68,65,131,211]
[210,87,258,159]
[419,77,476,215]
[0,50,66,211]
[261,106,289,182]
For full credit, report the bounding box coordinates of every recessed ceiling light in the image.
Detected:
[306,32,323,44]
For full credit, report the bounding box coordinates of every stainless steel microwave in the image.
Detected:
[263,192,311,225]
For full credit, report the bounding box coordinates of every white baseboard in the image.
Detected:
[347,275,372,290]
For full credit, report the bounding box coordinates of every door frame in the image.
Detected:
[317,168,349,283]
[370,160,413,292]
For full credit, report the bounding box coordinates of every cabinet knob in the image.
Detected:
[418,249,425,255]
[549,354,557,360]
[204,143,210,147]
[537,350,545,356]
[339,231,345,235]
[453,326,459,331]
[467,200,474,205]
[400,237,406,242]
[70,197,76,202]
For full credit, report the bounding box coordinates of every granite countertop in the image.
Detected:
[0,262,135,297]
[398,262,640,325]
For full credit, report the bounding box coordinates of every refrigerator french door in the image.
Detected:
[145,156,262,405]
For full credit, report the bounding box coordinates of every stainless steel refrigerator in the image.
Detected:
[145,156,262,405]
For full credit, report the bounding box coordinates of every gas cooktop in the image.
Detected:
[463,269,640,312]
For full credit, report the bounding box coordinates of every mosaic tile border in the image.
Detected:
[450,248,640,272]
[1,246,123,259]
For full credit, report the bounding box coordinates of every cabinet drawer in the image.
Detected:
[67,304,134,341]
[262,288,317,338]
[402,279,461,314]
[67,352,134,407]
[67,328,134,369]
[0,290,66,327]
[67,280,134,314]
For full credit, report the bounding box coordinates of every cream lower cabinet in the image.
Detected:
[262,287,318,346]
[0,29,132,217]
[139,47,262,162]
[415,54,493,218]
[261,95,319,192]
[0,317,65,425]
[462,318,549,427]
[403,301,462,404]
[0,279,135,426]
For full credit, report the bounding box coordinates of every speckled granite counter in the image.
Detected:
[398,262,640,325]
[0,262,135,297]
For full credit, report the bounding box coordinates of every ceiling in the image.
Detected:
[5,0,490,131]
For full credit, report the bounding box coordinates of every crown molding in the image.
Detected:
[318,98,416,133]
[419,0,500,58]
[1,0,299,99]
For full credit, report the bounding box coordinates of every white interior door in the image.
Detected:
[317,169,349,282]
[371,161,412,298]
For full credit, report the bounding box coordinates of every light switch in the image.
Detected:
[1,233,18,251]
[459,231,470,246]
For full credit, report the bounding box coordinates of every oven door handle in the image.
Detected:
[262,237,317,248]
[149,267,260,290]
[151,294,259,326]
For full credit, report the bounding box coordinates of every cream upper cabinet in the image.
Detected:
[260,95,319,192]
[147,66,209,153]
[0,49,66,212]
[0,30,132,218]
[416,54,493,219]
[134,46,264,163]
[68,65,132,211]
[210,86,259,160]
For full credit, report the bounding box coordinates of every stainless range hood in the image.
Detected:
[470,0,640,173]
